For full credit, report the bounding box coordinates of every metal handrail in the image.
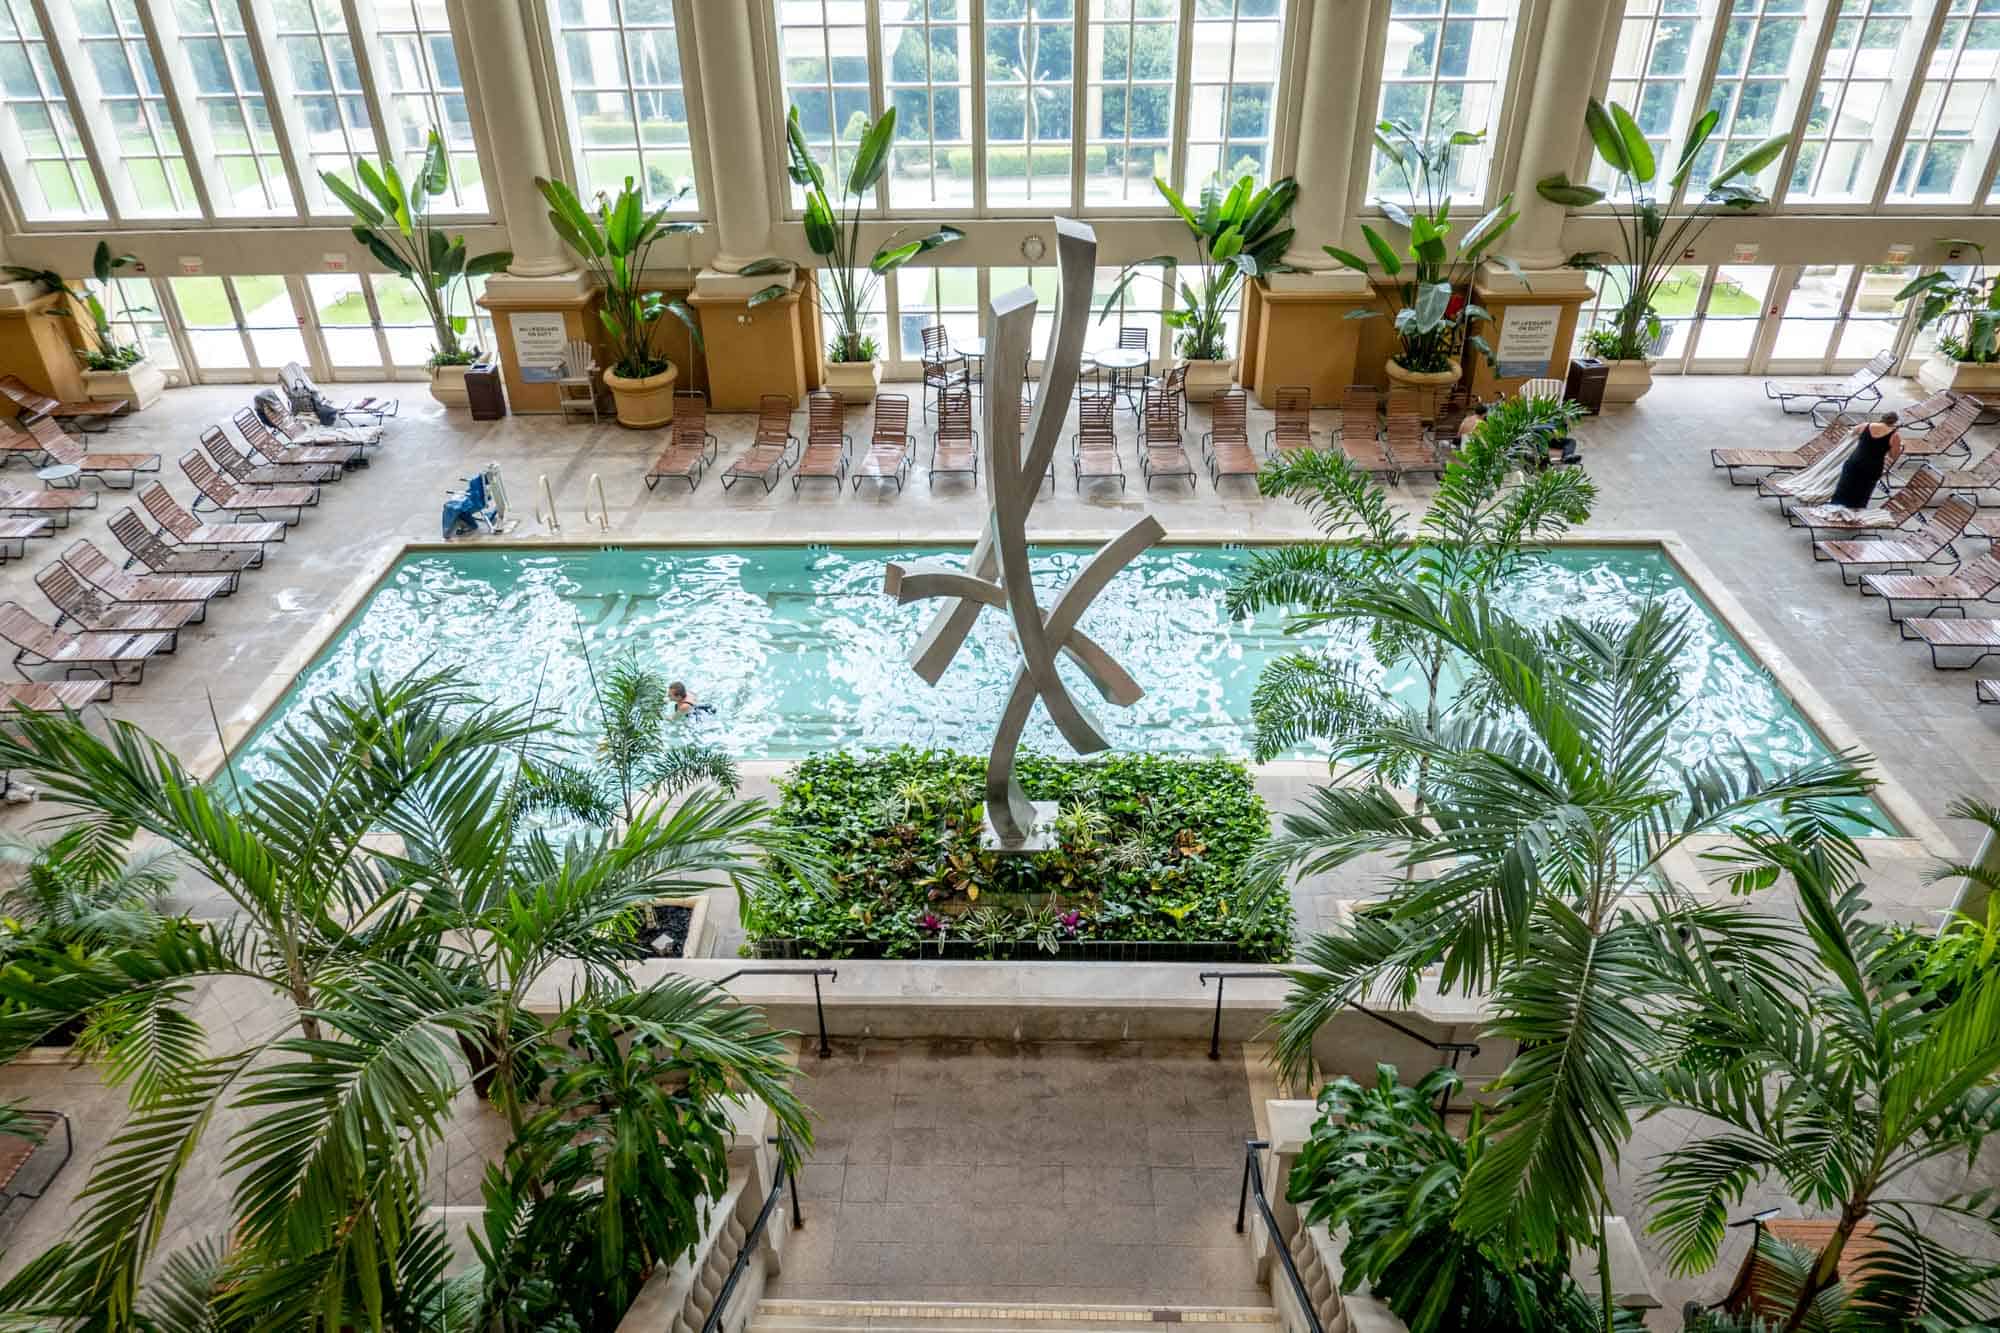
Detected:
[1198,971,1481,1114]
[534,473,560,532]
[584,472,609,531]
[715,967,838,1059]
[700,1134,803,1333]
[1236,1138,1323,1333]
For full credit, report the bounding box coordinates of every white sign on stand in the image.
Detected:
[510,311,569,382]
[1494,305,1561,379]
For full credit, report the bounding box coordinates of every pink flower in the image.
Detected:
[917,912,944,933]
[1059,911,1082,936]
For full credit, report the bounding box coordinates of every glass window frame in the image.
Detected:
[1363,0,1530,209]
[0,0,110,221]
[543,0,705,216]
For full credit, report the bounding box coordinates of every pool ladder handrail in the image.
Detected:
[534,474,561,533]
[583,473,610,533]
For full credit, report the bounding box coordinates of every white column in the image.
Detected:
[1503,0,1617,272]
[687,0,777,275]
[459,0,572,279]
[1277,0,1372,286]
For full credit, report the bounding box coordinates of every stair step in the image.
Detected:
[750,1300,1279,1333]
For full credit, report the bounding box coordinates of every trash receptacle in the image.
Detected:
[465,362,507,420]
[1565,357,1610,415]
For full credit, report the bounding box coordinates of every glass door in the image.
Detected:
[1767,266,1854,372]
[307,273,391,376]
[1687,264,1773,371]
[1644,264,1706,373]
[163,275,307,382]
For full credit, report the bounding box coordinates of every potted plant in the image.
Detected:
[1324,121,1519,417]
[536,175,703,428]
[744,106,963,403]
[1536,99,1792,405]
[321,131,512,408]
[3,242,168,411]
[1897,240,2000,396]
[1100,171,1297,401]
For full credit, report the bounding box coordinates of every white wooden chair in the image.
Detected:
[1517,376,1567,402]
[557,338,600,424]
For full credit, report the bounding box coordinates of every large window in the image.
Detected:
[1887,0,2000,203]
[174,0,292,216]
[0,0,105,219]
[369,0,483,211]
[271,0,375,212]
[1371,0,1519,203]
[550,0,699,211]
[1790,0,1920,203]
[1686,1,1817,197]
[1599,2,1719,190]
[77,0,198,217]
[772,0,1287,214]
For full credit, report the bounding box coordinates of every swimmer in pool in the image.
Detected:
[667,681,714,717]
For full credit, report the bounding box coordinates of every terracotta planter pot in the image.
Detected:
[1384,358,1460,420]
[1181,356,1236,402]
[429,363,472,408]
[81,358,166,411]
[1916,353,2000,397]
[1599,358,1655,405]
[823,357,882,403]
[603,363,679,429]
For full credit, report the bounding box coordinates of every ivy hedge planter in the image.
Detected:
[822,357,882,404]
[604,363,679,428]
[82,358,165,412]
[744,748,1290,962]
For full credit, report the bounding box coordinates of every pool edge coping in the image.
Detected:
[188,527,1950,858]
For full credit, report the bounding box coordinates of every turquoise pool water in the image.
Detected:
[233,543,1881,828]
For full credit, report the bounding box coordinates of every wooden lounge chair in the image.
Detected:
[62,540,231,608]
[1517,377,1567,402]
[37,563,200,645]
[232,410,364,468]
[794,391,851,493]
[643,392,718,492]
[851,395,914,493]
[1764,349,1893,420]
[19,416,158,489]
[0,487,97,528]
[0,601,170,688]
[181,451,315,525]
[1932,447,2000,505]
[929,388,978,490]
[1140,394,1196,493]
[110,510,256,590]
[1265,385,1314,458]
[0,680,109,711]
[1384,389,1443,482]
[1894,395,1982,464]
[0,375,123,432]
[1789,465,1942,540]
[201,427,339,487]
[1899,614,2000,670]
[1813,494,1976,584]
[722,395,797,493]
[1715,416,1854,486]
[0,517,51,563]
[1201,389,1259,489]
[139,483,282,557]
[0,420,54,468]
[1862,552,2000,621]
[1337,385,1393,477]
[1891,389,1955,431]
[1072,392,1124,491]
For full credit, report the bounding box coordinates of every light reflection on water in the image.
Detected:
[232,544,1879,827]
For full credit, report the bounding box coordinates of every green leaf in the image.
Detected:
[1584,99,1631,176]
[747,284,792,308]
[1611,103,1656,185]
[869,240,923,274]
[1323,246,1373,274]
[1669,109,1720,195]
[1154,177,1202,235]
[1361,225,1404,278]
[320,172,386,228]
[1535,175,1604,208]
[1709,132,1790,189]
[845,107,897,198]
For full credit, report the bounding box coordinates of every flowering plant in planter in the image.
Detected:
[1897,239,1998,365]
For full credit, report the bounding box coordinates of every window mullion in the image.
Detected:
[23,0,123,223]
[236,0,309,218]
[342,0,396,167]
[1771,0,1846,208]
[1975,114,2000,211]
[1168,0,1192,192]
[442,0,499,217]
[1871,0,1954,208]
[1673,2,1738,208]
[970,0,985,212]
[135,0,219,218]
[1070,0,1087,210]
[866,0,888,212]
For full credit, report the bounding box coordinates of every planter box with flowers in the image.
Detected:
[4,242,170,412]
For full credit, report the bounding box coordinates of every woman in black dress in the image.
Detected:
[1828,411,1901,509]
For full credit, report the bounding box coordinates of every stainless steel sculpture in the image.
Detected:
[884,218,1165,850]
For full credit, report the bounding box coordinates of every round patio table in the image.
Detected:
[35,464,80,490]
[1085,346,1151,418]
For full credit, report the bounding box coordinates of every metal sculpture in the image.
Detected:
[884,218,1165,849]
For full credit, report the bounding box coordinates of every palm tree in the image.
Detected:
[1649,827,2000,1331]
[1255,579,1873,1314]
[1225,394,1595,798]
[514,653,738,828]
[0,667,814,1329]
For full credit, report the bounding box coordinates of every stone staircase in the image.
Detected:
[749,1299,1280,1333]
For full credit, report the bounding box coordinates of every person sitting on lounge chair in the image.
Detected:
[668,681,714,717]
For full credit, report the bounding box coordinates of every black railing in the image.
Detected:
[753,937,1282,965]
[1236,1139,1323,1333]
[700,1135,804,1333]
[1197,972,1480,1115]
[715,967,837,1058]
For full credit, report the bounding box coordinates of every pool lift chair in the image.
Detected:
[443,463,514,538]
